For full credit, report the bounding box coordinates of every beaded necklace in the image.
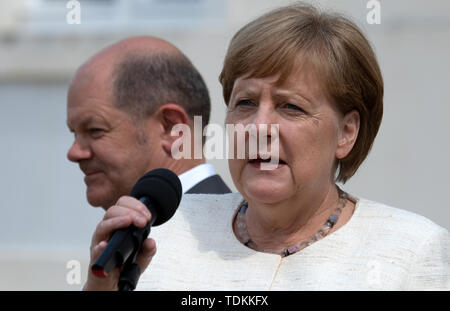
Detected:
[234,187,348,257]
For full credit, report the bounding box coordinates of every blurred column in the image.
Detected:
[0,0,26,35]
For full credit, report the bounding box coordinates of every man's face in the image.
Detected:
[66,70,156,209]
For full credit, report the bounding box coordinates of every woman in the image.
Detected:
[85,3,449,290]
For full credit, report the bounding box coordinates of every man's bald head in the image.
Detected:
[70,36,210,127]
[74,36,181,77]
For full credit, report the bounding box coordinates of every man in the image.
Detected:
[67,36,230,210]
[66,36,230,290]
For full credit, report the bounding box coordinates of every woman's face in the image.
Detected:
[226,67,354,205]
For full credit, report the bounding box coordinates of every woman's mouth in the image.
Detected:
[248,156,286,169]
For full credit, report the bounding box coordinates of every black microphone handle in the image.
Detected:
[118,262,141,291]
[91,196,158,277]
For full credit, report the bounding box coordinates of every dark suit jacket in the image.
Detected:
[185,174,232,194]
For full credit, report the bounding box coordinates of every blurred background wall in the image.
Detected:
[0,0,449,290]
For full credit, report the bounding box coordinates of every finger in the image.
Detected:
[115,196,151,218]
[90,240,107,262]
[92,215,132,246]
[92,213,150,249]
[103,205,150,222]
[135,238,157,272]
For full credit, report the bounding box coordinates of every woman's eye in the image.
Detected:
[282,103,304,112]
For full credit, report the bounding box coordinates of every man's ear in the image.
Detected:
[335,110,360,160]
[153,103,191,155]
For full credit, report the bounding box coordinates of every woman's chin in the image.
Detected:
[242,180,292,205]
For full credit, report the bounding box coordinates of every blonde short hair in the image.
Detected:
[219,2,383,183]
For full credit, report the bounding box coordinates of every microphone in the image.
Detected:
[91,168,182,290]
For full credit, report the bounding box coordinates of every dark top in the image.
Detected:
[185,174,232,194]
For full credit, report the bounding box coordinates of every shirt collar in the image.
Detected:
[178,163,216,194]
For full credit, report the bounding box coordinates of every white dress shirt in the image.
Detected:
[178,163,216,194]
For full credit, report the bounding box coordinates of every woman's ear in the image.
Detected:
[153,103,191,155]
[336,110,360,159]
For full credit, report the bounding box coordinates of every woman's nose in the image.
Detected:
[248,102,279,153]
[251,101,277,128]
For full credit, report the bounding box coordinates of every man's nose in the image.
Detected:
[67,138,92,163]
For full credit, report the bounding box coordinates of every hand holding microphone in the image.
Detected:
[84,196,154,291]
[84,169,182,291]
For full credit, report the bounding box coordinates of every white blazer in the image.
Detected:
[137,193,450,290]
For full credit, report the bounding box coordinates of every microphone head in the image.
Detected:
[130,168,182,226]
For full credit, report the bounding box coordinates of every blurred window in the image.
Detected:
[24,0,227,35]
